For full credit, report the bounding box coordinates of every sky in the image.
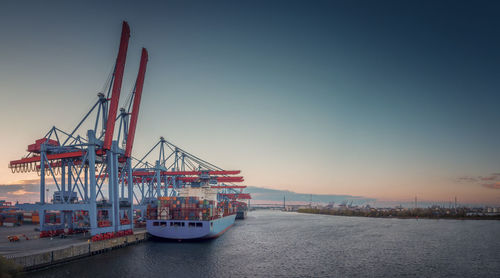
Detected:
[0,0,499,205]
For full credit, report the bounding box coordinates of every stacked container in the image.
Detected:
[44,212,61,224]
[219,201,236,216]
[23,212,32,223]
[97,210,111,227]
[32,211,40,224]
[156,196,218,221]
[1,211,22,226]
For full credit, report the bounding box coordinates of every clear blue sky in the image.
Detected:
[1,0,499,204]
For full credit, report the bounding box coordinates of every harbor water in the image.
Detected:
[28,210,500,277]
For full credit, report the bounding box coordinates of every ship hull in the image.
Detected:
[236,210,247,219]
[147,214,236,240]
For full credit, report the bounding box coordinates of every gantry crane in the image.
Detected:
[8,22,250,236]
[129,137,250,215]
[8,22,148,235]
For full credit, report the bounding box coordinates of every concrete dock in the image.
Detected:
[0,225,148,271]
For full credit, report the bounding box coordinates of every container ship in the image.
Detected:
[146,184,236,240]
[234,201,248,220]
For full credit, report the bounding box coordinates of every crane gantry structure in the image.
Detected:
[8,22,145,235]
[129,137,249,214]
[7,22,250,236]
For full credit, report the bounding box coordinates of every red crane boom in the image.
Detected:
[103,21,130,150]
[177,176,244,183]
[219,193,252,199]
[9,149,106,167]
[125,48,148,158]
[211,185,247,189]
[131,170,241,176]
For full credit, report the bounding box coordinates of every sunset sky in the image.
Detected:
[1,0,499,205]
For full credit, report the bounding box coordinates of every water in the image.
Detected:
[29,210,500,277]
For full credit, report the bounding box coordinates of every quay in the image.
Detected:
[2,228,148,271]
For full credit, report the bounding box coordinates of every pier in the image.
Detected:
[3,230,148,271]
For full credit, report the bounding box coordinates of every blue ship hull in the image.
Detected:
[147,214,236,240]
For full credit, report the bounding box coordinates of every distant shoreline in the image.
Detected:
[296,208,500,220]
